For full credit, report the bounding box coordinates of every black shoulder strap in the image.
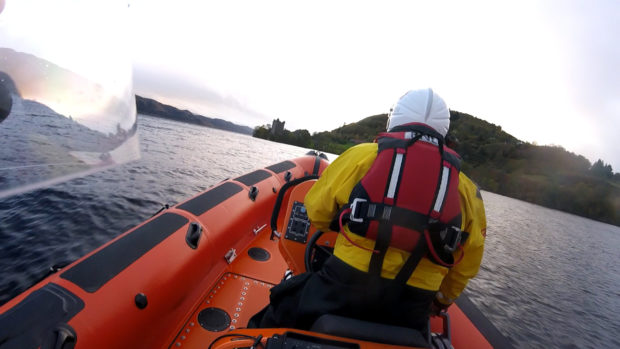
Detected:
[388,124,445,141]
[368,222,392,277]
[442,149,461,171]
[394,235,429,285]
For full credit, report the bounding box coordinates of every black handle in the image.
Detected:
[249,186,259,201]
[185,222,202,249]
[54,324,77,349]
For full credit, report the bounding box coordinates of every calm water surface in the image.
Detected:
[1,115,619,348]
[468,191,620,348]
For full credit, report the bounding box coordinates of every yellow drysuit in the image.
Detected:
[304,142,486,305]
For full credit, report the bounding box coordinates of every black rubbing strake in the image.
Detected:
[177,182,243,216]
[234,170,272,186]
[61,213,189,292]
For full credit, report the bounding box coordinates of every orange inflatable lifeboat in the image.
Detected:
[0,152,509,349]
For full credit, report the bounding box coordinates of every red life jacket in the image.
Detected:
[340,124,464,281]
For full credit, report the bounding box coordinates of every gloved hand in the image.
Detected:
[430,297,451,316]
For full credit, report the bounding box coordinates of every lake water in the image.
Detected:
[1,115,619,348]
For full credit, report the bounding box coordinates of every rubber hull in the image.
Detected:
[0,154,505,349]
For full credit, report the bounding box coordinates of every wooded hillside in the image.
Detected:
[253,112,620,226]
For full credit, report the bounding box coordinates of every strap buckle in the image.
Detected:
[442,226,462,253]
[349,198,368,223]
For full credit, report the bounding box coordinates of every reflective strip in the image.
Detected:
[386,153,403,199]
[433,166,450,212]
[421,135,439,145]
[402,131,438,145]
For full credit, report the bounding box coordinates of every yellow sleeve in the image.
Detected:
[437,172,486,304]
[304,143,378,231]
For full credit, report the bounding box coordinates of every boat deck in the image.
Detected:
[170,228,289,348]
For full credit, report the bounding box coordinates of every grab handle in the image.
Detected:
[185,222,202,249]
[54,324,77,349]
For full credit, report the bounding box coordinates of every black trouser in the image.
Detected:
[251,256,436,332]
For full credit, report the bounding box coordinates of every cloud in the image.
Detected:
[539,1,620,170]
[128,1,620,171]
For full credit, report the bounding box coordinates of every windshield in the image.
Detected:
[0,1,139,199]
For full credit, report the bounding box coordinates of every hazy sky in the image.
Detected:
[129,0,619,171]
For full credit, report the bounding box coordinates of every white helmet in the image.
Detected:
[387,88,450,137]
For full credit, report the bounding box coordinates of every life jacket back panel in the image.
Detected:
[345,125,462,266]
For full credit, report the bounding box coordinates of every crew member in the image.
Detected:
[255,88,486,333]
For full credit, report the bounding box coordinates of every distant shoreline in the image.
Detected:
[135,95,253,135]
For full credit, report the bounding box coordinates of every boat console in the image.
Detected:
[276,179,337,274]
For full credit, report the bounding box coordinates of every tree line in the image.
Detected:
[253,112,620,226]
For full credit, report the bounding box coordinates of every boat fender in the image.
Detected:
[134,293,148,309]
[185,222,202,249]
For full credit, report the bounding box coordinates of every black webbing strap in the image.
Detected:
[460,231,470,244]
[377,133,424,153]
[394,233,429,285]
[312,155,322,175]
[442,150,461,171]
[368,221,392,277]
[365,204,428,232]
[333,202,417,234]
[388,124,445,140]
[354,130,435,278]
